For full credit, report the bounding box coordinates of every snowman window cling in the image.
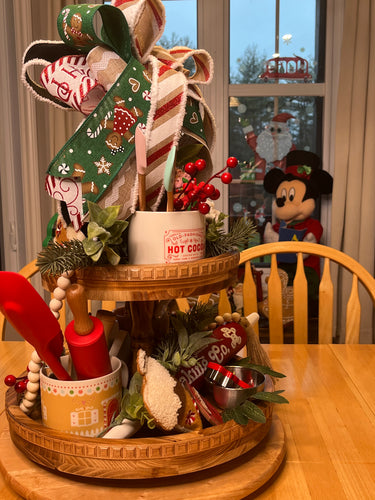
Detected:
[263,150,333,313]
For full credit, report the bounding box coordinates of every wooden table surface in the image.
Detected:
[0,342,374,499]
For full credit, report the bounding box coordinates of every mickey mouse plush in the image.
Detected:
[263,150,333,303]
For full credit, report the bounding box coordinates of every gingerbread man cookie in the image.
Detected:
[63,12,93,47]
[101,96,143,152]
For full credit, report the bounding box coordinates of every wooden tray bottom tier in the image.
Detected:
[0,415,286,500]
[5,398,273,480]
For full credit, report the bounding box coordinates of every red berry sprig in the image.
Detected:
[174,157,238,214]
[4,373,28,393]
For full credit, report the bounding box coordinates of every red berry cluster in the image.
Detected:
[174,157,238,214]
[4,373,28,393]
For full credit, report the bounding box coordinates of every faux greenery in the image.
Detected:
[154,302,218,374]
[115,372,155,429]
[222,360,289,425]
[36,201,129,275]
[205,213,257,257]
[82,201,128,266]
[36,239,92,276]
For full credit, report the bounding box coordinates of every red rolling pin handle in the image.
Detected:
[65,316,112,380]
[65,284,112,380]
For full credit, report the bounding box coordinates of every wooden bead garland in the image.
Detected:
[19,350,42,414]
[19,271,73,414]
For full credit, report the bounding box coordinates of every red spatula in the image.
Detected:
[0,271,71,380]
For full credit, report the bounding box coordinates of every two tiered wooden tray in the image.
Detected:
[3,253,286,498]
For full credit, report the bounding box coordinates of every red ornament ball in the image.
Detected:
[210,188,221,200]
[184,162,197,176]
[15,379,28,393]
[194,159,206,171]
[203,183,215,196]
[4,374,16,387]
[226,157,238,168]
[221,172,233,184]
[173,198,184,210]
[198,202,210,214]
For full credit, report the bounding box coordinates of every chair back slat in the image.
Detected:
[318,257,334,343]
[293,252,308,343]
[197,293,212,306]
[218,289,232,315]
[101,301,117,312]
[0,313,6,341]
[175,297,190,312]
[267,254,284,343]
[345,274,361,344]
[242,261,259,336]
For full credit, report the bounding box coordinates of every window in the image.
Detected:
[227,0,326,240]
[160,0,197,49]
[196,0,337,243]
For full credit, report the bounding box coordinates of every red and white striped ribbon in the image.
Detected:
[40,54,105,115]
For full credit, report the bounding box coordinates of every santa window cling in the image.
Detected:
[244,113,296,180]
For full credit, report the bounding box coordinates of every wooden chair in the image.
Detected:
[234,242,375,344]
[177,241,375,344]
[0,260,116,341]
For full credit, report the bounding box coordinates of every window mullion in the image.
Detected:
[229,83,326,98]
[198,0,229,215]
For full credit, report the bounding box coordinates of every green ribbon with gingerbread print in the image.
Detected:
[47,4,151,220]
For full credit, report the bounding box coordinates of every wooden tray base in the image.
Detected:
[5,381,274,479]
[0,415,285,499]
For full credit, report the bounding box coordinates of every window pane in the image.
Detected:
[230,0,325,84]
[228,95,323,230]
[159,0,197,49]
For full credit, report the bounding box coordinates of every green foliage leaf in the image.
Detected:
[87,222,110,243]
[233,359,286,379]
[115,373,155,429]
[177,324,189,351]
[82,238,103,258]
[241,400,267,423]
[107,219,129,245]
[88,201,120,228]
[176,144,205,166]
[222,400,266,425]
[251,391,289,404]
[105,246,121,266]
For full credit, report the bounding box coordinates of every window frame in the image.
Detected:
[197,0,343,243]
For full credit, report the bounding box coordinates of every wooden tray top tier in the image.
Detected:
[71,252,239,301]
[5,378,274,480]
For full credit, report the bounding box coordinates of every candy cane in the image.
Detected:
[61,8,70,41]
[86,110,112,138]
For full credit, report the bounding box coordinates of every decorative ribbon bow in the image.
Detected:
[22,1,215,231]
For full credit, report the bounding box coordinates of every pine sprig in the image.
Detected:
[205,217,257,257]
[36,239,92,276]
[174,301,218,334]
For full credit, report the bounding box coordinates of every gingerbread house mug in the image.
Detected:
[39,355,126,436]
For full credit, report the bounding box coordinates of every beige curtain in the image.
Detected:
[331,0,375,342]
[12,0,82,266]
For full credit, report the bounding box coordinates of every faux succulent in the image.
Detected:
[82,201,128,266]
[154,303,218,374]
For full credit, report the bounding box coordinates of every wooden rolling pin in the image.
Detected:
[65,284,112,380]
